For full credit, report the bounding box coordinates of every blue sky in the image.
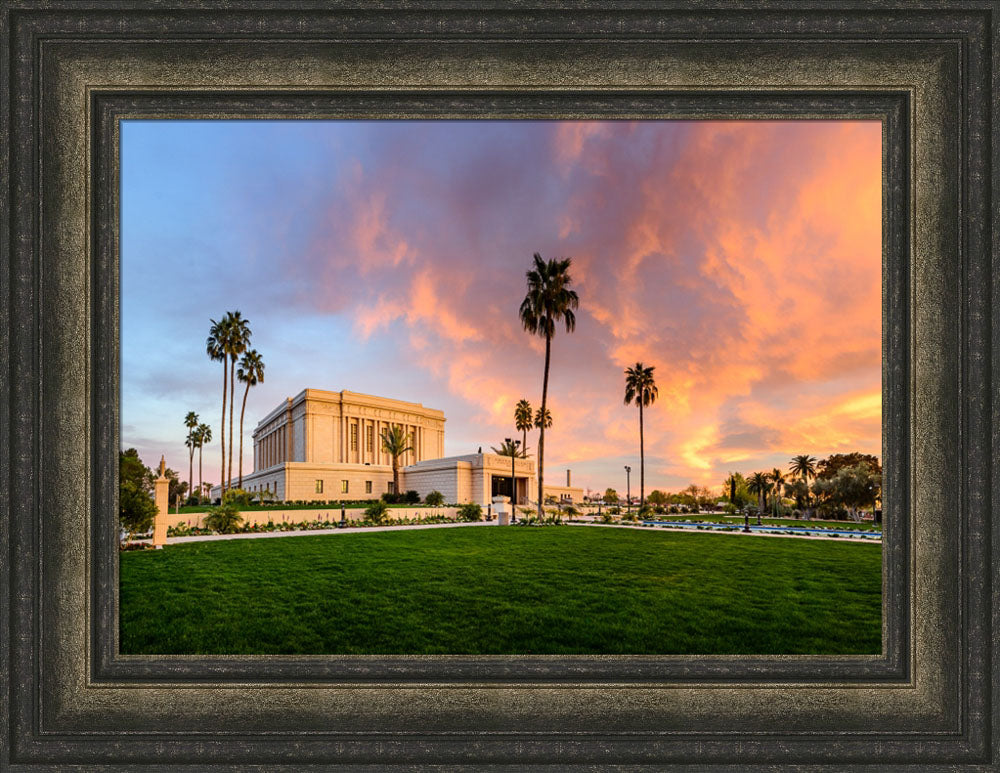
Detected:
[121,119,881,494]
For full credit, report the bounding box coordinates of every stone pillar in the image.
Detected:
[153,455,169,548]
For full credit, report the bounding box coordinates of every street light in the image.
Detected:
[506,437,520,523]
[868,482,879,524]
[624,465,631,516]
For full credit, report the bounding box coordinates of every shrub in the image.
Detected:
[723,502,738,515]
[404,489,421,504]
[204,502,243,534]
[608,506,621,515]
[222,487,253,507]
[365,500,390,524]
[424,490,445,506]
[600,512,616,524]
[382,492,404,504]
[458,503,483,522]
[668,505,679,514]
[119,480,156,542]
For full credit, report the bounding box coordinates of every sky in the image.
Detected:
[121,119,882,495]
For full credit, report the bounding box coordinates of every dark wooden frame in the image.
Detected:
[1,2,996,770]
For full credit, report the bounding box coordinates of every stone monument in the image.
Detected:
[152,455,169,548]
[492,494,511,526]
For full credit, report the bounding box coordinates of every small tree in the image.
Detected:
[119,480,156,543]
[646,489,668,505]
[425,490,445,506]
[603,488,619,505]
[380,424,414,497]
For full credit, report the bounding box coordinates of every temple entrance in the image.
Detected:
[492,475,515,501]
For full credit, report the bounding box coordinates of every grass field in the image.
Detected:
[119,526,882,655]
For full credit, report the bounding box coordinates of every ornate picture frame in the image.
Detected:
[1,3,995,769]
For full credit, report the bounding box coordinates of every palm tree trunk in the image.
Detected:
[238,381,250,489]
[220,359,227,497]
[536,333,551,519]
[639,401,645,508]
[522,429,527,458]
[188,448,194,508]
[228,360,235,490]
[198,445,203,505]
[393,457,400,496]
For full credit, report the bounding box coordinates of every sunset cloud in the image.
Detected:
[122,119,881,493]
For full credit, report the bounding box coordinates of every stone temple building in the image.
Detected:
[214,388,583,506]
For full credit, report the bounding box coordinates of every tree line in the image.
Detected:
[726,452,881,520]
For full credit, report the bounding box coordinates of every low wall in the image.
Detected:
[161,506,466,530]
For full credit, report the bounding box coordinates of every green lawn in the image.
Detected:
[119,526,882,655]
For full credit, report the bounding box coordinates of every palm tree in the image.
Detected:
[183,411,199,503]
[196,423,211,504]
[206,318,229,495]
[534,406,552,431]
[789,454,818,511]
[491,439,521,457]
[623,362,658,508]
[224,311,251,491]
[184,431,196,505]
[747,472,770,517]
[236,349,265,489]
[519,253,579,519]
[770,467,787,517]
[380,424,413,497]
[514,399,533,458]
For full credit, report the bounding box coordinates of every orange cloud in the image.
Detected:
[293,120,881,492]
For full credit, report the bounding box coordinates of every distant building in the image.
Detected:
[211,388,583,506]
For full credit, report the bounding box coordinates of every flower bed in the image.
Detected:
[164,512,480,539]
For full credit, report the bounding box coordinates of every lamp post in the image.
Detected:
[624,465,631,516]
[506,437,520,523]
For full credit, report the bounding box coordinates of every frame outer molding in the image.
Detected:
[1,3,995,770]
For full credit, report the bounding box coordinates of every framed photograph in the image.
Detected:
[117,116,885,661]
[2,2,996,770]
